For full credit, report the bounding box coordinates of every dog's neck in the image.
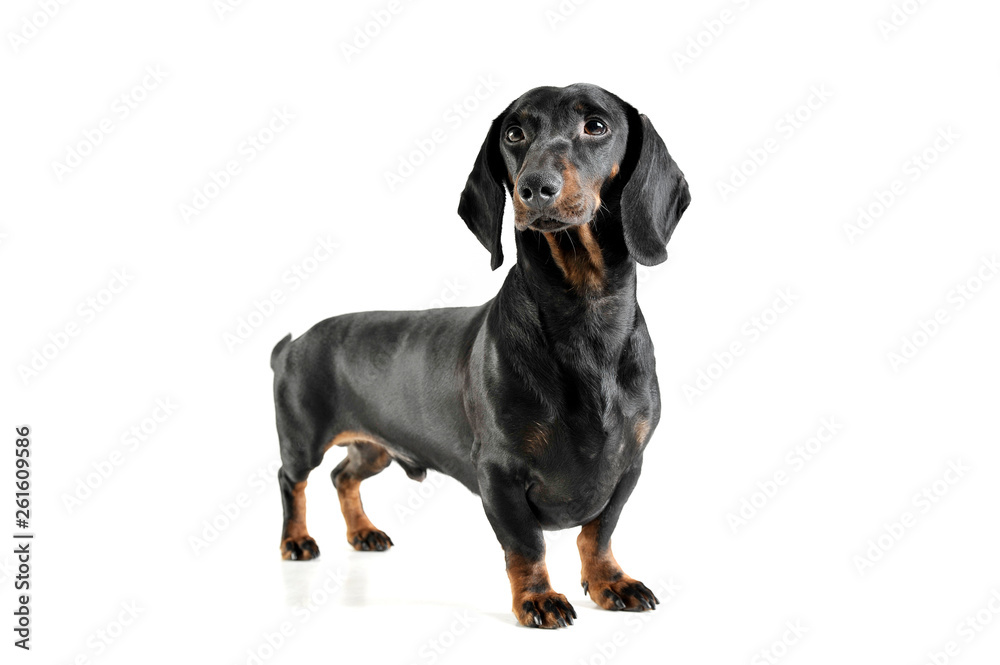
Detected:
[508,212,639,351]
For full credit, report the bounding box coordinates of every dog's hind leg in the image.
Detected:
[329,436,393,551]
[274,377,325,561]
[277,460,321,560]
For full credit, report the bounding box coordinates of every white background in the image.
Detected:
[3,0,999,663]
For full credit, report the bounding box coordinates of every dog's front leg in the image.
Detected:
[578,457,660,612]
[478,461,576,629]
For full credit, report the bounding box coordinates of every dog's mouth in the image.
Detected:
[515,195,600,233]
[528,217,575,232]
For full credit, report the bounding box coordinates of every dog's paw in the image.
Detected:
[348,528,393,552]
[514,590,576,629]
[583,576,658,611]
[281,536,320,561]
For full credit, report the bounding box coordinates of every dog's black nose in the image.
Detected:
[518,171,562,209]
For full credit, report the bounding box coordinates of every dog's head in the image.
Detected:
[458,83,690,270]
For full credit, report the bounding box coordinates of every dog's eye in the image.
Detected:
[584,119,608,136]
[505,126,525,143]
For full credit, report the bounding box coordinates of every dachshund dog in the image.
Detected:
[271,83,690,628]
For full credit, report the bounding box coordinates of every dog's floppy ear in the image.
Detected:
[458,105,512,271]
[617,105,691,266]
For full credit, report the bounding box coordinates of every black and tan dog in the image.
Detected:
[271,83,690,629]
